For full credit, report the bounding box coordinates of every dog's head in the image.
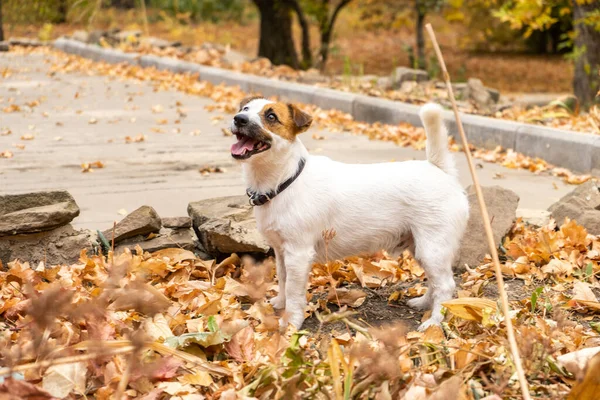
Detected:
[230,97,313,160]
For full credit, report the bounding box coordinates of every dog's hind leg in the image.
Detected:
[269,247,287,310]
[281,245,315,329]
[409,231,457,331]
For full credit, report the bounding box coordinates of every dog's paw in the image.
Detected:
[269,295,286,310]
[407,295,431,311]
[417,316,443,332]
[278,313,305,332]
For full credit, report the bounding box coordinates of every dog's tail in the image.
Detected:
[420,103,456,177]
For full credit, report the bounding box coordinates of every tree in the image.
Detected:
[252,0,301,69]
[314,0,352,70]
[572,0,600,106]
[491,0,599,106]
[251,0,353,70]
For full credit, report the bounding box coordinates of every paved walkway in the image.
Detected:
[1,52,571,230]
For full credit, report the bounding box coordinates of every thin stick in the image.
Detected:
[425,23,531,400]
[0,346,135,377]
[114,351,134,400]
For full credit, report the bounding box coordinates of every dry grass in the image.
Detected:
[5,6,572,94]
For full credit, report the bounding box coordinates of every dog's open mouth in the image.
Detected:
[231,132,271,160]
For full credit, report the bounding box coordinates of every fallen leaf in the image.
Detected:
[327,287,367,307]
[442,298,497,322]
[42,362,87,398]
[567,351,600,399]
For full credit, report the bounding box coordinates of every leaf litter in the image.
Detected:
[0,215,599,399]
[1,47,599,399]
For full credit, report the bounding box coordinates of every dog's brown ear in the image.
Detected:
[288,104,313,134]
[239,96,263,111]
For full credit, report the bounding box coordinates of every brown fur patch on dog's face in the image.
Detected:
[258,102,313,141]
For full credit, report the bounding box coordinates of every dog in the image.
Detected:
[230,97,469,331]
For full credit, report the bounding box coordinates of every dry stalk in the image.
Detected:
[0,346,135,377]
[424,23,531,400]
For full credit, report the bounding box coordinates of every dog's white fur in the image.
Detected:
[233,100,469,331]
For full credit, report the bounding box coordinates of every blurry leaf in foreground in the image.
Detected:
[0,378,57,399]
[567,351,600,400]
[42,362,87,398]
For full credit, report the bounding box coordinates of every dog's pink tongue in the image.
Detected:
[231,136,256,155]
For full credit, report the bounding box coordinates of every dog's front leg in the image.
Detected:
[269,248,286,310]
[281,246,314,329]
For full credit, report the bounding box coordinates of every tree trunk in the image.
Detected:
[572,0,600,106]
[55,0,68,23]
[253,0,299,69]
[415,0,426,70]
[110,0,136,8]
[287,0,312,69]
[318,0,351,71]
[0,0,4,42]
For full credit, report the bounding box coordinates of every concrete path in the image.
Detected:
[1,52,571,230]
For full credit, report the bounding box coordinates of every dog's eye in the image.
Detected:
[242,106,249,111]
[267,113,276,121]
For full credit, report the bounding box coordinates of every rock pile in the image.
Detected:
[0,191,270,267]
[0,191,93,265]
[548,179,600,235]
[455,186,520,270]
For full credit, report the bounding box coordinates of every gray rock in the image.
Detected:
[101,205,161,243]
[487,88,500,103]
[7,38,43,47]
[464,78,495,109]
[298,69,329,85]
[391,67,428,89]
[188,196,270,256]
[0,42,8,52]
[548,179,600,234]
[376,76,392,90]
[88,30,107,45]
[0,225,95,266]
[115,227,198,254]
[162,216,192,229]
[221,49,250,65]
[455,186,520,270]
[0,191,80,236]
[141,37,181,49]
[113,30,142,41]
[71,30,90,43]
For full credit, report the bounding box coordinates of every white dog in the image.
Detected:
[230,97,469,331]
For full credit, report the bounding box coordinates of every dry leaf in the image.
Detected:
[567,351,600,399]
[442,298,497,322]
[42,362,87,398]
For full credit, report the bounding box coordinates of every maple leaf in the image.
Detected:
[42,362,87,398]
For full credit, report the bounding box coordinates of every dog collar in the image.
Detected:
[246,158,306,206]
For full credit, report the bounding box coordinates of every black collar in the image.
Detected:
[246,158,306,206]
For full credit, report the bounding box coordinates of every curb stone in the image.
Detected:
[53,38,600,173]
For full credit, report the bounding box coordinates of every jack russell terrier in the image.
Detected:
[230,97,469,331]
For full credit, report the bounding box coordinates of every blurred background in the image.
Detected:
[1,0,599,107]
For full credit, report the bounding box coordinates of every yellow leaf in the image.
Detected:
[442,298,497,322]
[328,339,343,400]
[178,371,213,386]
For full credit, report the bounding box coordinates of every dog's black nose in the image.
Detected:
[234,114,249,127]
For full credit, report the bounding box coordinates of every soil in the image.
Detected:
[303,281,428,334]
